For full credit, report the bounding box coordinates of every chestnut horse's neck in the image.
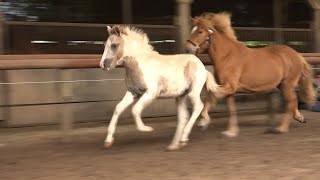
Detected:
[208,30,245,65]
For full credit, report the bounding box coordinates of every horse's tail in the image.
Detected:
[205,70,219,93]
[299,56,317,105]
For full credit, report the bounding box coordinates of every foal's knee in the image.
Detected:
[131,104,143,116]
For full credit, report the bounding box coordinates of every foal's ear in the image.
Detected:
[107,26,112,35]
[111,25,127,36]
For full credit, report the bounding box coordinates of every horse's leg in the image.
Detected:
[221,95,239,137]
[167,95,189,151]
[180,92,204,146]
[274,81,299,133]
[293,107,306,123]
[105,91,135,148]
[198,93,217,130]
[131,92,155,132]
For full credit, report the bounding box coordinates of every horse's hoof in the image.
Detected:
[137,125,154,132]
[294,115,306,123]
[264,127,287,134]
[166,144,181,151]
[197,119,210,131]
[104,140,114,148]
[199,124,209,131]
[221,130,239,137]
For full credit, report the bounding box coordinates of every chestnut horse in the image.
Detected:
[185,12,316,136]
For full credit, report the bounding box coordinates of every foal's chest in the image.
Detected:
[123,57,147,97]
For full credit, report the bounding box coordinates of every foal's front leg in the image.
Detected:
[131,92,156,132]
[105,91,135,148]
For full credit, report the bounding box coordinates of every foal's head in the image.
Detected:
[100,25,127,70]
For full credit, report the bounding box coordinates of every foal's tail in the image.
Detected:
[205,71,220,93]
[299,56,317,105]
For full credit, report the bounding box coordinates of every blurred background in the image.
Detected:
[0,0,319,55]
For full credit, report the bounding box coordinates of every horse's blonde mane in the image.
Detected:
[196,12,237,40]
[111,25,155,57]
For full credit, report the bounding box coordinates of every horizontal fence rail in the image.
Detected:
[0,54,319,70]
[1,21,315,54]
[3,21,179,55]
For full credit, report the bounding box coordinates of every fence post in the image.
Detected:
[59,69,74,142]
[308,0,320,52]
[0,8,6,54]
[122,0,132,24]
[0,70,10,127]
[175,0,193,53]
[273,0,283,44]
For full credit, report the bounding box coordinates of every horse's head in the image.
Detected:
[100,25,127,70]
[185,12,235,55]
[185,16,214,54]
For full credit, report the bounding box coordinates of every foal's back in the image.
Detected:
[139,53,206,97]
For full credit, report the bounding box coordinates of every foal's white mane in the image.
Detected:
[121,26,157,58]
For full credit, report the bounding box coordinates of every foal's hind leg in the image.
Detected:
[198,94,217,130]
[180,92,204,145]
[167,95,189,151]
[131,92,155,132]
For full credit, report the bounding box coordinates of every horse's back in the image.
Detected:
[237,45,304,92]
[251,45,304,74]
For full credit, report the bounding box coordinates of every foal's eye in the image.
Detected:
[198,31,203,35]
[111,43,118,49]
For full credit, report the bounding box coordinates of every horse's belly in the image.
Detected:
[237,67,282,92]
[238,78,281,93]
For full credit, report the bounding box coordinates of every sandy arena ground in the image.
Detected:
[0,111,320,180]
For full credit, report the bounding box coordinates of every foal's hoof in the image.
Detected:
[104,140,114,148]
[166,144,181,151]
[221,130,239,137]
[137,125,154,132]
[294,115,306,123]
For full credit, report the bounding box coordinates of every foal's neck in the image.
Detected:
[122,56,147,97]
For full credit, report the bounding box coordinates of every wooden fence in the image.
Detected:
[0,21,315,55]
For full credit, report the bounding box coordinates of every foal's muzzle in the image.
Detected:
[101,58,112,70]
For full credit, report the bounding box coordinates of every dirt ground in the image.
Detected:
[0,111,320,180]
